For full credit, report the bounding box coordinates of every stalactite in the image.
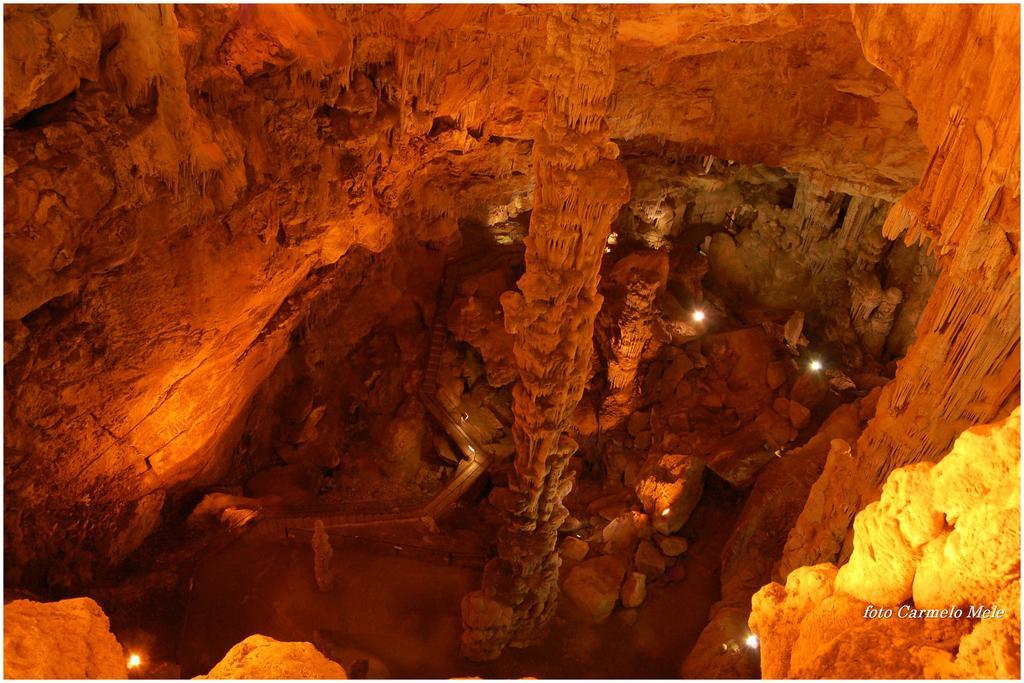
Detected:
[782,4,1020,575]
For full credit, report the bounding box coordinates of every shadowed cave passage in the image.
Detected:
[3,4,1019,681]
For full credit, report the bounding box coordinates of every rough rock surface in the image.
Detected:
[788,3,1021,571]
[751,409,1021,679]
[4,597,127,679]
[461,5,630,660]
[561,556,627,624]
[635,453,705,534]
[620,571,647,609]
[750,564,975,679]
[836,408,1021,608]
[0,1,953,589]
[447,267,518,387]
[597,249,669,428]
[558,536,589,563]
[196,634,347,679]
[683,395,875,679]
[2,13,1019,682]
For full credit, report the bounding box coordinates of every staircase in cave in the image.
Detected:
[252,243,525,541]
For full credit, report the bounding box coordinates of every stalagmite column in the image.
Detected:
[460,6,629,661]
[600,252,670,429]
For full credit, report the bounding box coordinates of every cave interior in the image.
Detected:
[2,4,1021,681]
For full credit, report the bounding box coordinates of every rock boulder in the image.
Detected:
[562,556,627,623]
[635,453,705,533]
[197,634,347,679]
[4,597,127,679]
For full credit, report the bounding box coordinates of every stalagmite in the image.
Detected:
[598,250,670,428]
[311,519,334,593]
[459,5,629,661]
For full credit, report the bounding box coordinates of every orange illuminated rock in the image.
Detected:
[559,536,589,564]
[597,249,669,428]
[602,510,652,555]
[749,564,972,679]
[562,556,627,624]
[633,539,668,579]
[635,453,705,534]
[462,5,629,660]
[447,268,517,387]
[196,635,347,679]
[1,12,1018,683]
[620,571,647,608]
[793,3,1021,569]
[685,396,877,679]
[835,408,1020,607]
[3,597,128,679]
[654,534,688,557]
[751,409,1021,679]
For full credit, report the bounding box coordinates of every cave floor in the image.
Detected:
[178,483,742,678]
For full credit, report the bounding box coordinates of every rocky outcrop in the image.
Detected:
[4,597,127,679]
[460,6,629,660]
[836,408,1020,608]
[447,267,518,387]
[750,564,975,679]
[3,19,1018,679]
[311,519,334,593]
[750,408,1020,679]
[196,634,347,679]
[682,395,876,679]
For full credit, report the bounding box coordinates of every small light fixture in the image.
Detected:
[692,309,706,323]
[127,654,142,670]
[745,634,759,649]
[661,508,671,517]
[809,359,823,372]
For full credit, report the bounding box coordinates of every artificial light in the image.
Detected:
[745,634,759,649]
[809,359,823,372]
[127,654,142,670]
[692,309,706,322]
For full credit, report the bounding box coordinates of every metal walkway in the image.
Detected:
[250,243,525,540]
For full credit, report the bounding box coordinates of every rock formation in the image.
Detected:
[311,519,334,593]
[682,394,879,678]
[196,635,347,679]
[460,6,629,660]
[750,408,1020,679]
[597,250,670,428]
[2,4,1019,681]
[781,3,1021,574]
[4,597,128,679]
[1,1,959,591]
